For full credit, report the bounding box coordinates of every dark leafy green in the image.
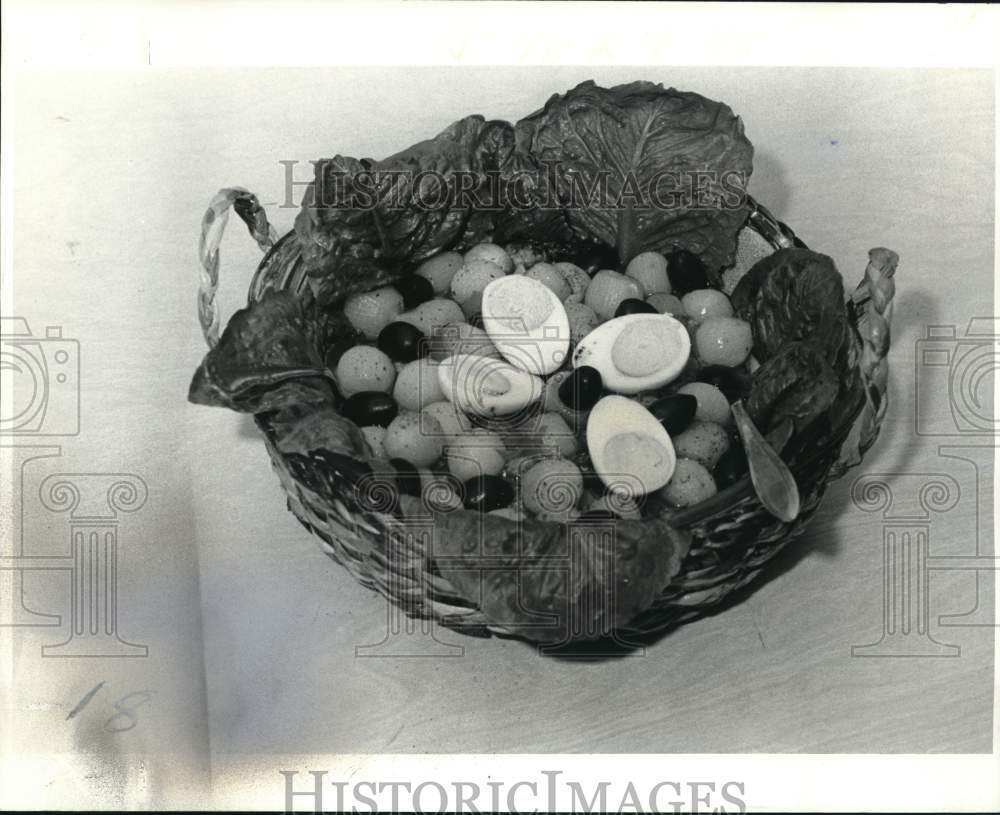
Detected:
[732,248,847,367]
[188,290,335,414]
[515,80,754,270]
[431,508,691,642]
[293,80,754,294]
[745,341,839,436]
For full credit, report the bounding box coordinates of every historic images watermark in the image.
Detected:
[280,769,747,814]
[851,318,998,657]
[275,160,750,214]
[1,317,149,658]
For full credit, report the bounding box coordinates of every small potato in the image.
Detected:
[677,382,732,427]
[393,358,445,412]
[360,426,388,461]
[520,458,583,516]
[585,270,645,321]
[450,259,506,305]
[681,289,734,321]
[416,252,464,296]
[553,262,591,304]
[383,411,444,468]
[646,292,685,316]
[564,302,601,345]
[343,286,404,340]
[525,262,571,301]
[421,400,474,441]
[660,457,717,508]
[671,420,730,470]
[397,298,466,335]
[335,345,396,397]
[465,243,514,274]
[625,251,671,295]
[446,430,507,483]
[694,317,753,368]
[506,244,546,268]
[535,412,579,459]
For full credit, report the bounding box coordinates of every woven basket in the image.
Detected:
[196,187,897,643]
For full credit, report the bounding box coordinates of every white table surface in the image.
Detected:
[3,65,996,808]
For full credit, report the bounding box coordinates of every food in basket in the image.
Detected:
[190,79,898,643]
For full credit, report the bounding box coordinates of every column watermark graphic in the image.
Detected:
[1,316,150,658]
[851,317,998,657]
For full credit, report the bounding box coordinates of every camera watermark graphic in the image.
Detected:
[852,317,998,657]
[914,318,998,436]
[0,317,80,437]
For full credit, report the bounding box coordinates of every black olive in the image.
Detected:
[697,364,751,403]
[389,458,423,497]
[377,321,427,362]
[462,475,515,513]
[577,509,616,522]
[341,391,398,428]
[666,249,709,294]
[713,442,749,488]
[648,394,698,435]
[614,298,657,317]
[393,274,434,310]
[557,366,603,411]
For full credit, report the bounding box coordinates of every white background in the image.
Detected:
[1,2,998,812]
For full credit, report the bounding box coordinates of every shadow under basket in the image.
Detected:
[196,190,897,644]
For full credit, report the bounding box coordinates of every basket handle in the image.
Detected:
[830,247,899,477]
[197,188,278,348]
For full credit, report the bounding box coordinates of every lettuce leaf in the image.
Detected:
[431,509,690,642]
[515,80,754,270]
[294,80,754,289]
[188,289,335,414]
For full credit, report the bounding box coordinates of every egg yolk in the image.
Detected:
[602,432,672,489]
[611,320,678,377]
[488,277,554,332]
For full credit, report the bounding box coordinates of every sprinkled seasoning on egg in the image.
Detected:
[481,275,570,376]
[437,353,544,418]
[572,313,690,395]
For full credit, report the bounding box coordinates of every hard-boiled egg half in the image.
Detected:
[480,275,570,376]
[437,353,543,418]
[586,395,677,495]
[572,313,690,394]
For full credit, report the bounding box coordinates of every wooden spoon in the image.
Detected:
[731,401,801,523]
